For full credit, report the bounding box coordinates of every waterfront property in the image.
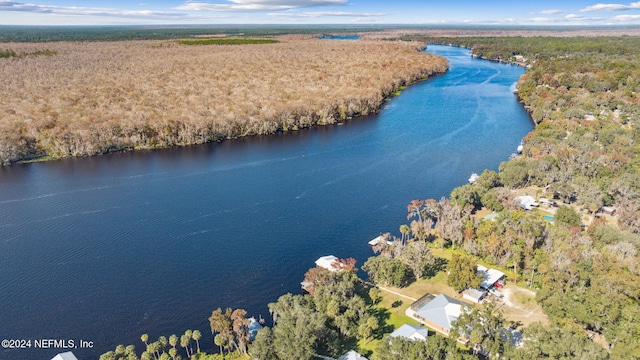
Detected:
[315,255,341,271]
[405,293,466,336]
[248,317,263,341]
[368,235,393,247]
[389,324,430,341]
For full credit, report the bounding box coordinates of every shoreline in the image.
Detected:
[14,73,446,166]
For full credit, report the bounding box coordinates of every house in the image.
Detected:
[51,352,78,360]
[389,324,430,341]
[368,235,393,246]
[462,288,486,304]
[515,195,538,210]
[315,255,341,272]
[337,350,368,360]
[599,206,616,216]
[405,293,465,336]
[248,316,263,341]
[477,265,506,290]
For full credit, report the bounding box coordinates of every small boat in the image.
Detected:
[468,173,479,183]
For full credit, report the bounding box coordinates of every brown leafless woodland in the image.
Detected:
[0,36,448,164]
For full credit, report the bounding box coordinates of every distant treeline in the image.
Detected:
[0,48,56,58]
[0,25,392,42]
[177,38,279,45]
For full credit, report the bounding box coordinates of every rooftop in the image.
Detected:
[409,293,465,333]
[390,324,429,341]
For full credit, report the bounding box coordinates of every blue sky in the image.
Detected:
[3,0,640,25]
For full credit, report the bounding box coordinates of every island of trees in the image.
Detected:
[0,35,447,165]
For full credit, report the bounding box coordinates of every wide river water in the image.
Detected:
[0,45,533,359]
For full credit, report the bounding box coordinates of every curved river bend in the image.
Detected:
[0,45,533,359]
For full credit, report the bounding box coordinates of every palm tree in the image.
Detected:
[158,336,168,353]
[192,330,202,353]
[180,335,191,358]
[168,347,178,360]
[214,333,228,357]
[169,334,178,349]
[141,334,149,347]
[399,224,410,244]
[184,330,193,355]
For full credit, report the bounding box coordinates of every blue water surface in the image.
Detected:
[0,45,533,359]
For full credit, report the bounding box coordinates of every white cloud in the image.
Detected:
[540,9,562,14]
[175,0,347,12]
[267,11,383,18]
[528,14,604,22]
[613,14,640,20]
[580,2,640,12]
[0,1,192,19]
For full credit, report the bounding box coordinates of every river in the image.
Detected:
[0,45,533,359]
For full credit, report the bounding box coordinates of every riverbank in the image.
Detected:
[0,35,448,165]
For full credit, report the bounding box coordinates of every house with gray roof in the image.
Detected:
[405,293,466,336]
[337,350,368,360]
[389,324,429,341]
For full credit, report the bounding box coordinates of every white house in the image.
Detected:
[248,316,263,341]
[515,195,538,210]
[405,294,465,336]
[389,324,430,341]
[337,350,368,360]
[462,288,486,303]
[51,352,78,360]
[315,255,340,271]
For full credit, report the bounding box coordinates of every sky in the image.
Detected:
[3,0,640,26]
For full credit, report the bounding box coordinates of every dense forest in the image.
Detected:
[0,36,447,165]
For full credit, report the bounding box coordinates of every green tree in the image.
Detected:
[140,334,149,347]
[555,205,582,227]
[511,322,609,359]
[452,303,513,359]
[398,240,436,279]
[268,293,329,360]
[447,253,482,291]
[180,335,191,358]
[400,224,411,243]
[192,329,202,353]
[363,256,411,287]
[249,327,277,360]
[169,334,178,349]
